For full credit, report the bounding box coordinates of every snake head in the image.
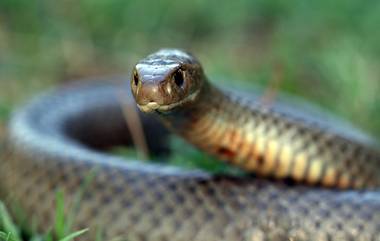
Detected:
[131,49,205,113]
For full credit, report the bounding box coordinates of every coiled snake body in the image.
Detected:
[1,49,380,240]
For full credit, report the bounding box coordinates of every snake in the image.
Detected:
[1,49,380,241]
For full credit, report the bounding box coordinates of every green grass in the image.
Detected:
[112,136,245,175]
[0,169,97,241]
[0,0,379,240]
[166,137,244,175]
[0,200,87,241]
[0,202,22,241]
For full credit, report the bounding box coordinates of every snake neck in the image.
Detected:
[158,81,221,126]
[158,81,380,189]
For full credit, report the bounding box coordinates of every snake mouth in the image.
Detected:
[137,89,201,113]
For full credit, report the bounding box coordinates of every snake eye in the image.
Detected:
[133,72,139,86]
[173,69,184,88]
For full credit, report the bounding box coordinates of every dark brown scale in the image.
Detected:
[217,147,236,159]
[256,155,266,167]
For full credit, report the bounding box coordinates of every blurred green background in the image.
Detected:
[1,0,380,135]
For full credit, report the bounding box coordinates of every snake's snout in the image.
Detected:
[130,65,174,112]
[131,81,165,112]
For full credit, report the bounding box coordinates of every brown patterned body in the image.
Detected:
[174,84,380,189]
[1,81,380,241]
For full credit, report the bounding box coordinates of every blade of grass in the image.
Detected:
[51,168,99,239]
[0,202,21,241]
[63,167,98,237]
[0,231,12,241]
[58,228,88,241]
[44,231,53,241]
[54,190,66,239]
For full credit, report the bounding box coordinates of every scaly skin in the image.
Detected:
[132,49,380,189]
[0,49,379,240]
[168,83,380,189]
